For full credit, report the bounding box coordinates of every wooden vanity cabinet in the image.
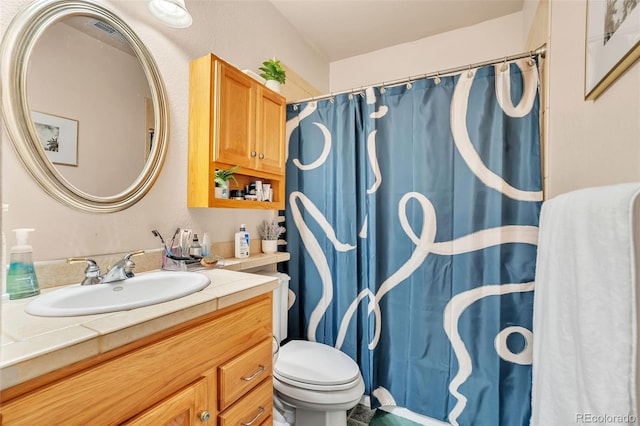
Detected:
[0,294,274,426]
[188,53,286,210]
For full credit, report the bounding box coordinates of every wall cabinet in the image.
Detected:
[188,53,286,210]
[0,295,273,425]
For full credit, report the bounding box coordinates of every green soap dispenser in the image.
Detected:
[6,228,40,300]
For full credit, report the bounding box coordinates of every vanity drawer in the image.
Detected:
[218,378,272,426]
[218,336,273,410]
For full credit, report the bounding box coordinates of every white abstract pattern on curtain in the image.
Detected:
[284,58,542,425]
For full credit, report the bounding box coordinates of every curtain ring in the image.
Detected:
[500,57,508,72]
[329,93,335,103]
[434,72,441,85]
[527,52,535,67]
[380,83,386,94]
[467,65,474,78]
[406,76,412,89]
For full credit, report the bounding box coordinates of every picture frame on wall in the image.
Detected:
[585,0,640,100]
[31,111,78,166]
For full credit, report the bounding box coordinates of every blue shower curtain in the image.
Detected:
[284,58,542,426]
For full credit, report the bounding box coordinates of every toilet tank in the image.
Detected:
[259,272,290,343]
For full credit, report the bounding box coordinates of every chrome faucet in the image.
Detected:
[101,251,145,283]
[68,250,145,285]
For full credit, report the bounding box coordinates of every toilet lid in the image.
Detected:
[274,340,361,386]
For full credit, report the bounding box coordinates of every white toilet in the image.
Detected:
[267,272,365,426]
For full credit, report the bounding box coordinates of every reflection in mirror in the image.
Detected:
[27,17,153,197]
[0,0,168,213]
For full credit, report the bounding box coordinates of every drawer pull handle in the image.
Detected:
[251,151,257,157]
[241,406,265,426]
[199,410,211,422]
[241,365,265,381]
[259,153,265,160]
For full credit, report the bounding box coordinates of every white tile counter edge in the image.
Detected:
[0,268,279,390]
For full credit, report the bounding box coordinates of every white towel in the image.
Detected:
[531,183,640,426]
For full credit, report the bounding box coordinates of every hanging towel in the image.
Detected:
[531,183,640,426]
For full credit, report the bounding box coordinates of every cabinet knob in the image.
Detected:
[251,151,257,157]
[259,153,265,160]
[199,411,211,422]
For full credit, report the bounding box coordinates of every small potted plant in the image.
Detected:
[214,165,240,199]
[257,219,285,254]
[259,58,286,93]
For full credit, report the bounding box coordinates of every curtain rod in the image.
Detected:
[290,44,547,105]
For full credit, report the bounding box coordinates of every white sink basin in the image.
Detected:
[25,271,211,317]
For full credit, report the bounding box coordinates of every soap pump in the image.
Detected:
[6,228,40,300]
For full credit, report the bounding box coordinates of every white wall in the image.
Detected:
[545,0,640,197]
[329,12,524,92]
[521,0,541,48]
[1,0,329,261]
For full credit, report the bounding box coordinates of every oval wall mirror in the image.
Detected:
[1,0,169,213]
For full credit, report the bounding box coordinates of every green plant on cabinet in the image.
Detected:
[259,58,286,84]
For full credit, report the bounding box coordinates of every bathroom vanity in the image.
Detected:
[0,269,278,425]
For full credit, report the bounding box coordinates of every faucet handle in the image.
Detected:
[68,258,101,285]
[124,250,145,261]
[123,250,145,278]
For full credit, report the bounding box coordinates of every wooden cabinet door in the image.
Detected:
[215,62,256,170]
[123,377,212,426]
[256,88,286,175]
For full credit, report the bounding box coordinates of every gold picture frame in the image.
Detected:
[585,0,640,100]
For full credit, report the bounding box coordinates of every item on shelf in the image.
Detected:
[189,234,202,257]
[201,232,211,256]
[230,189,245,200]
[263,184,272,202]
[214,165,240,199]
[255,181,264,201]
[200,255,223,268]
[234,224,250,258]
[257,219,285,254]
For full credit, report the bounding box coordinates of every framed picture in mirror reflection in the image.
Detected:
[31,111,78,166]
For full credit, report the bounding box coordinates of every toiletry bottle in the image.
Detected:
[234,224,250,258]
[189,234,202,257]
[6,228,40,300]
[255,181,264,201]
[201,232,210,256]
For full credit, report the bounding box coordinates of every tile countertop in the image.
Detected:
[0,267,282,391]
